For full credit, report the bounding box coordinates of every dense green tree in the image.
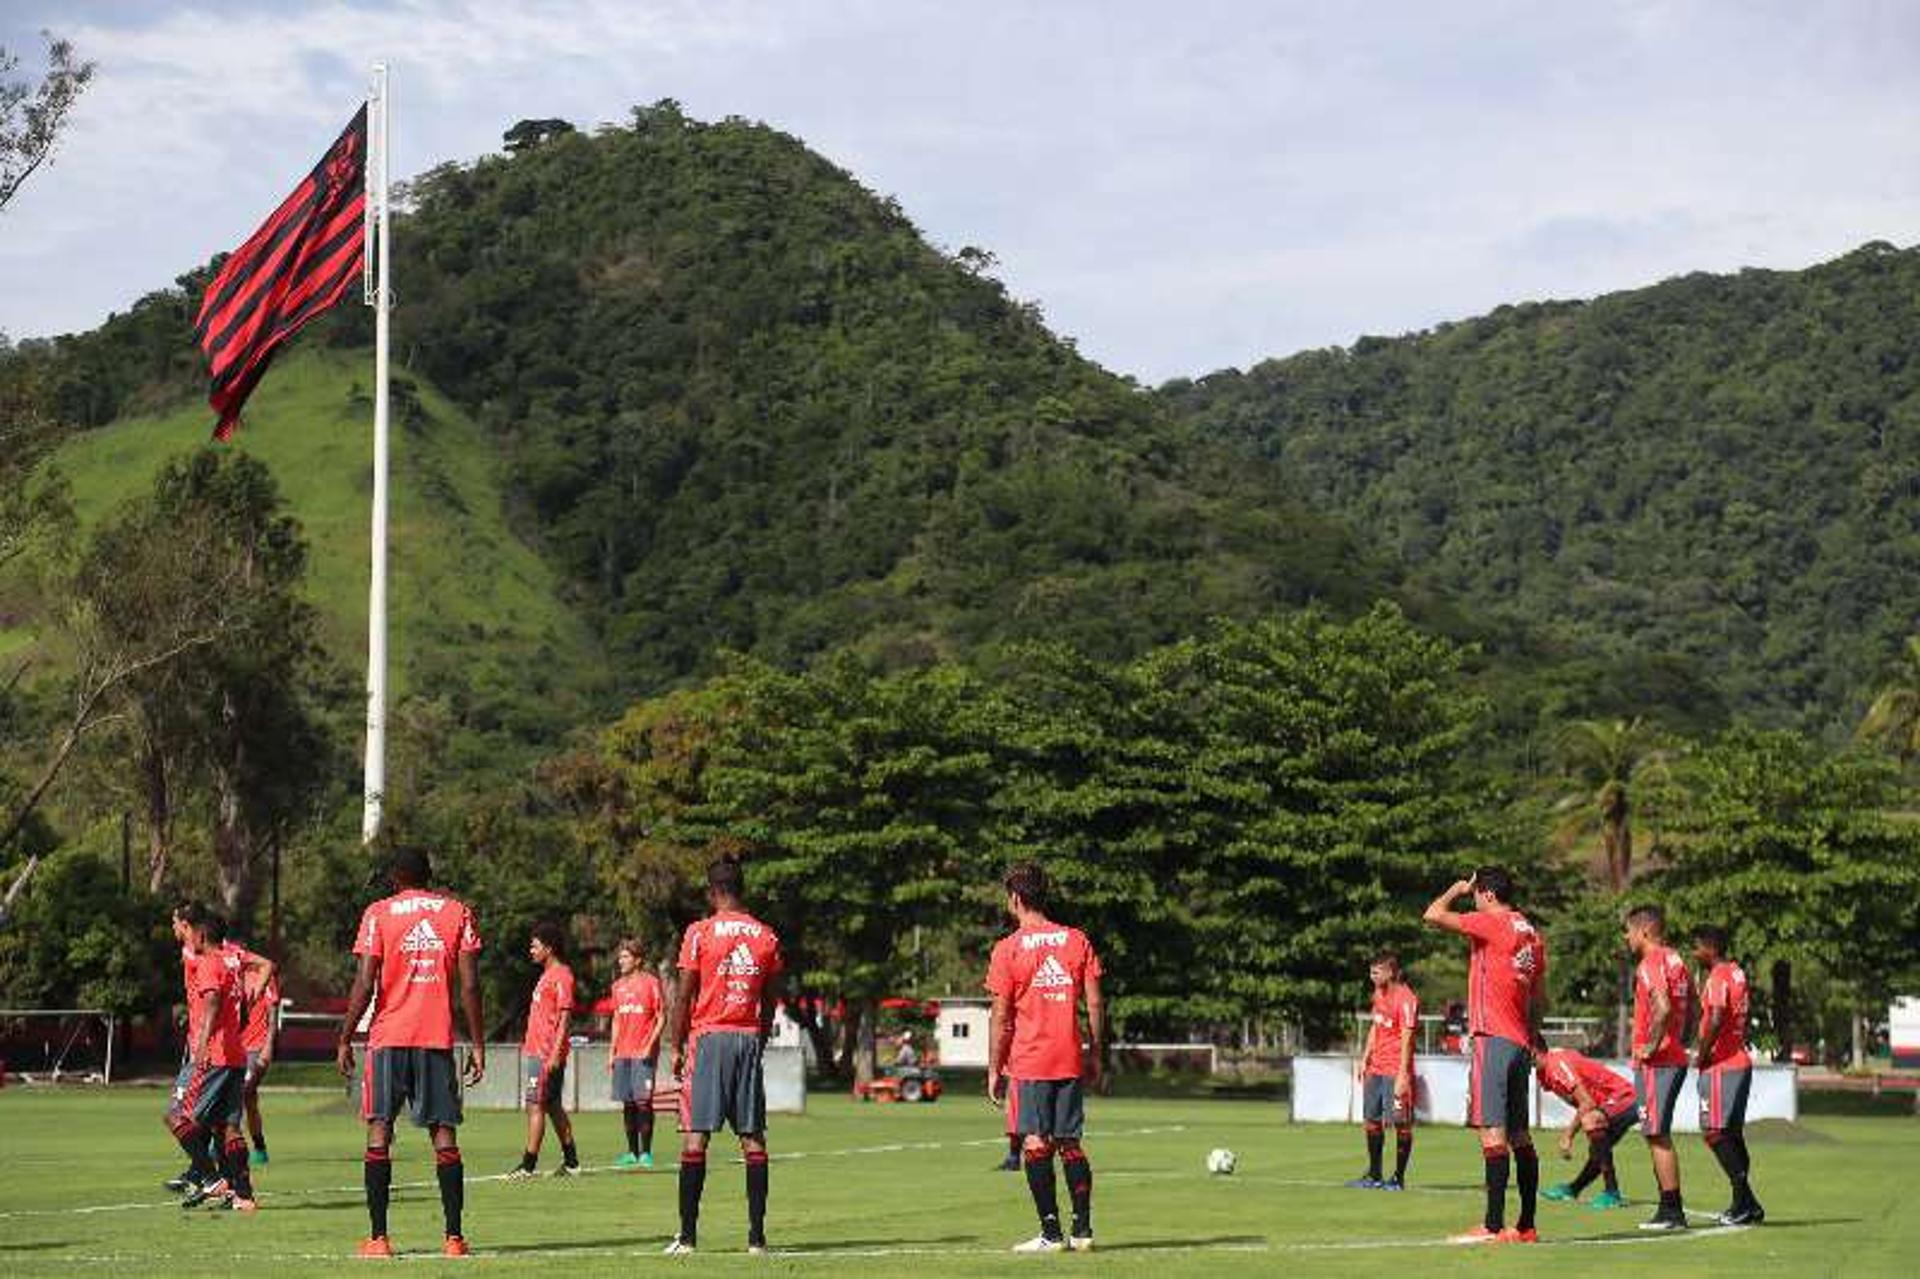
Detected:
[1856,635,1920,765]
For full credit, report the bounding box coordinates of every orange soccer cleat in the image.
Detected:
[443,1236,471,1258]
[356,1236,395,1259]
[1498,1227,1539,1243]
[1446,1225,1503,1245]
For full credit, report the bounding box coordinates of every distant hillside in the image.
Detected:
[1165,242,1920,729]
[32,349,606,772]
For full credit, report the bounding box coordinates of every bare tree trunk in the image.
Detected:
[853,997,878,1090]
[1771,959,1793,1064]
[144,738,172,894]
[836,1001,861,1079]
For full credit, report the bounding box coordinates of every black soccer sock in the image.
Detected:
[1658,1186,1683,1215]
[1483,1147,1510,1232]
[640,1106,656,1156]
[1707,1131,1751,1203]
[745,1149,770,1245]
[365,1147,392,1239]
[623,1103,642,1156]
[1603,1151,1620,1195]
[1007,1133,1021,1160]
[1729,1134,1758,1206]
[169,1118,217,1180]
[677,1149,707,1245]
[561,1140,579,1169]
[519,1149,538,1173]
[1061,1144,1093,1236]
[436,1146,465,1238]
[1570,1151,1602,1194]
[1364,1124,1384,1180]
[1394,1127,1413,1181]
[1514,1145,1539,1231]
[1023,1146,1063,1239]
[222,1135,254,1199]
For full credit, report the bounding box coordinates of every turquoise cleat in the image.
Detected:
[1589,1189,1630,1210]
[615,1152,641,1168]
[1541,1182,1577,1203]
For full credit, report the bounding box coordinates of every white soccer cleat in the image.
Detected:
[662,1237,696,1256]
[1068,1234,1095,1252]
[1012,1234,1067,1253]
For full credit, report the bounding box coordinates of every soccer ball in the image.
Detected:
[1206,1148,1237,1175]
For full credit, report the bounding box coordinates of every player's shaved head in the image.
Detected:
[1625,903,1666,935]
[1692,924,1728,956]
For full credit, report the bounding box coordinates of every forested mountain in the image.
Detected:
[1164,242,1920,731]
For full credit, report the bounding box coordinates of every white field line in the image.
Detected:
[1252,1174,1731,1223]
[0,1125,1189,1221]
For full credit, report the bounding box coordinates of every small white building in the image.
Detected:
[934,996,992,1068]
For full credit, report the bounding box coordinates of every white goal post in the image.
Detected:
[0,1008,117,1084]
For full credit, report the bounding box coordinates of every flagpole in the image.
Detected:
[361,62,391,843]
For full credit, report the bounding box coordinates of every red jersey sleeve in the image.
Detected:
[456,904,481,953]
[191,952,224,998]
[677,922,701,972]
[1701,970,1726,1009]
[1082,936,1102,980]
[985,939,1013,997]
[353,903,381,957]
[1398,988,1420,1024]
[1457,911,1501,942]
[557,967,576,1012]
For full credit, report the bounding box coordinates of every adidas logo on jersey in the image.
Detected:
[717,942,760,976]
[400,919,444,953]
[1033,955,1074,988]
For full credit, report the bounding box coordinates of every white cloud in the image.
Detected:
[2,0,1917,382]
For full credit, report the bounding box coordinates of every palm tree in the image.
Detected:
[1857,636,1920,765]
[1553,717,1672,893]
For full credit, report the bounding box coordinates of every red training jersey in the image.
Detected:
[353,888,482,1050]
[242,966,278,1053]
[1699,959,1751,1071]
[611,971,665,1060]
[1459,907,1546,1046]
[1632,944,1692,1067]
[677,910,783,1039]
[189,947,248,1068]
[1365,983,1420,1076]
[522,961,576,1060]
[1538,1048,1635,1114]
[985,920,1102,1082]
[184,941,259,1053]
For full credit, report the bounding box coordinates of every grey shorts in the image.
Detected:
[612,1056,657,1104]
[523,1054,567,1108]
[1697,1065,1751,1132]
[682,1031,766,1135]
[176,1063,244,1128]
[1012,1078,1086,1140]
[361,1047,463,1128]
[1468,1035,1530,1133]
[1362,1072,1412,1125]
[1637,1064,1686,1138]
[171,1053,194,1102]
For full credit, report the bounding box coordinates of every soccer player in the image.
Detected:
[987,861,1106,1254]
[337,842,485,1259]
[1693,924,1764,1225]
[1423,867,1547,1245]
[240,940,279,1165]
[1537,1047,1637,1209]
[510,922,580,1178]
[994,1071,1021,1172]
[608,937,665,1169]
[163,901,214,1194]
[167,910,261,1212]
[664,858,784,1256]
[1625,902,1693,1231]
[1346,951,1417,1190]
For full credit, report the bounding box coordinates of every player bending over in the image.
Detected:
[663,857,784,1256]
[1625,903,1692,1231]
[1692,924,1764,1225]
[1537,1047,1636,1209]
[167,909,265,1212]
[1423,867,1547,1245]
[608,937,666,1168]
[239,934,279,1165]
[337,842,486,1259]
[509,922,580,1178]
[1347,950,1418,1190]
[987,861,1106,1254]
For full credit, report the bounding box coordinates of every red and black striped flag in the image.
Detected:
[195,105,368,439]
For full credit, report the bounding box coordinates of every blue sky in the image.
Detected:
[2,1,1916,383]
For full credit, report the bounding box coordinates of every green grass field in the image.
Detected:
[0,1086,1913,1276]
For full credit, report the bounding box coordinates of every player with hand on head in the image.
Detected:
[509,922,580,1179]
[608,937,666,1169]
[1625,903,1692,1232]
[663,858,784,1256]
[1423,867,1548,1245]
[1537,1047,1637,1209]
[1346,951,1418,1190]
[1692,924,1764,1226]
[168,910,265,1212]
[337,840,485,1259]
[240,944,280,1166]
[987,861,1106,1254]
